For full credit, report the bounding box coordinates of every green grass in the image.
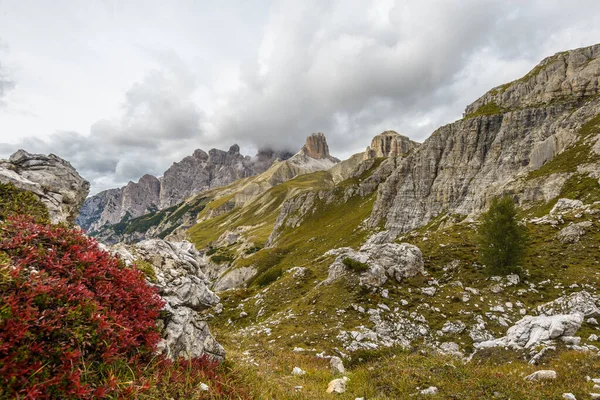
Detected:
[464,102,507,119]
[189,171,335,249]
[254,267,283,287]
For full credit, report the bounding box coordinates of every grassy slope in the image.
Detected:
[192,119,600,398]
[208,196,600,399]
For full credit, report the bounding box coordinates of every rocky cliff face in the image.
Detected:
[368,44,600,235]
[364,131,419,159]
[301,132,335,160]
[77,145,291,233]
[0,150,89,224]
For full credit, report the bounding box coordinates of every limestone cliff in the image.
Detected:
[368,43,600,235]
[329,131,420,184]
[0,149,89,224]
[77,145,292,233]
[364,131,419,160]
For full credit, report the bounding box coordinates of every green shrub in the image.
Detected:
[245,246,262,255]
[0,182,49,224]
[206,247,218,256]
[255,267,283,287]
[211,254,233,264]
[342,257,370,273]
[478,196,527,275]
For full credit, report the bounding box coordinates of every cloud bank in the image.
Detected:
[2,0,600,193]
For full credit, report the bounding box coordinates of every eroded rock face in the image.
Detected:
[364,131,419,159]
[324,242,424,287]
[301,132,332,160]
[0,149,89,224]
[107,239,225,361]
[212,266,257,292]
[368,44,600,234]
[476,314,583,350]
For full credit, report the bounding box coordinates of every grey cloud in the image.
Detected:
[213,0,600,157]
[3,1,600,194]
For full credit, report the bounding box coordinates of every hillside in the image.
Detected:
[77,145,293,233]
[165,44,600,398]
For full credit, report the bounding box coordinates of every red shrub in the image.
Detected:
[0,216,165,399]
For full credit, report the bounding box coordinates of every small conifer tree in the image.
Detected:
[478,195,527,275]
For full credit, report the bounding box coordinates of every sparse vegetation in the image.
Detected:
[342,257,369,273]
[464,102,507,119]
[254,267,283,287]
[0,182,49,223]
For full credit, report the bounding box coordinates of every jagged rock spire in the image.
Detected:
[301,132,331,159]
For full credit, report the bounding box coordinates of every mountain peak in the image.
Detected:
[365,130,419,159]
[301,132,331,159]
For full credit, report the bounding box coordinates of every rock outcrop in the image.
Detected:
[106,239,225,361]
[476,314,583,350]
[364,131,419,159]
[0,149,89,224]
[77,145,291,232]
[324,242,424,287]
[537,291,600,318]
[301,132,334,160]
[368,44,600,234]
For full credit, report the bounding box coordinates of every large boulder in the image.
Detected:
[537,291,600,318]
[476,314,583,350]
[108,239,225,360]
[0,149,89,224]
[324,242,424,287]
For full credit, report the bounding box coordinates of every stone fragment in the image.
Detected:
[330,356,345,374]
[420,386,439,395]
[524,370,557,381]
[326,377,349,394]
[292,367,306,376]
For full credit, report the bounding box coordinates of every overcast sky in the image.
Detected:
[1,0,600,194]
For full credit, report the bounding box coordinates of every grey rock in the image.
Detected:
[292,367,306,376]
[537,291,600,318]
[108,239,224,361]
[438,342,463,357]
[0,149,89,224]
[557,221,593,243]
[550,198,584,215]
[326,377,349,394]
[323,243,424,287]
[364,131,419,159]
[441,320,466,334]
[524,370,557,381]
[212,267,257,292]
[368,44,600,235]
[330,356,345,374]
[477,314,583,350]
[420,386,439,395]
